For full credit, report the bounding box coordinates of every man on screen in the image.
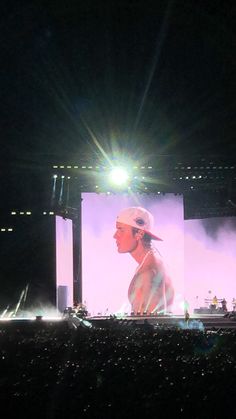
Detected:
[113,206,174,315]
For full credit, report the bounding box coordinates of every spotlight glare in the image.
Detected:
[109,167,129,186]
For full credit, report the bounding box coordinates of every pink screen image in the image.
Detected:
[56,215,74,310]
[81,193,184,315]
[81,193,236,315]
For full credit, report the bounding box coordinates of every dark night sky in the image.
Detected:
[1,0,235,166]
[0,0,235,306]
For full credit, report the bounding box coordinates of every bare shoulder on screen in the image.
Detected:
[139,251,165,275]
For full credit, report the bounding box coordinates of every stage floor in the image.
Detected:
[1,313,236,330]
[85,313,236,330]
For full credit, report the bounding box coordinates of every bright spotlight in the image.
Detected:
[109,167,129,186]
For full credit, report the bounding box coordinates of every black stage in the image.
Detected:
[1,313,236,331]
[85,313,236,330]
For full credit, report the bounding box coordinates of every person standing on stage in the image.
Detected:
[232,298,236,311]
[221,298,227,312]
[113,206,174,315]
[212,295,218,309]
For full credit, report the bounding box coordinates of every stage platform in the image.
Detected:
[84,313,236,330]
[1,312,236,331]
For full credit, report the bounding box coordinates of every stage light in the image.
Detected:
[109,167,129,186]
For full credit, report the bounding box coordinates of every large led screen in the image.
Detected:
[184,217,236,314]
[56,215,74,311]
[82,193,184,315]
[81,193,236,315]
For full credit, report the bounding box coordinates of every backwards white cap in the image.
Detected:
[116,207,163,241]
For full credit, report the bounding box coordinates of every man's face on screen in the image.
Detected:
[113,222,138,253]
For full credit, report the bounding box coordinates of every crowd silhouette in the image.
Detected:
[0,319,236,418]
